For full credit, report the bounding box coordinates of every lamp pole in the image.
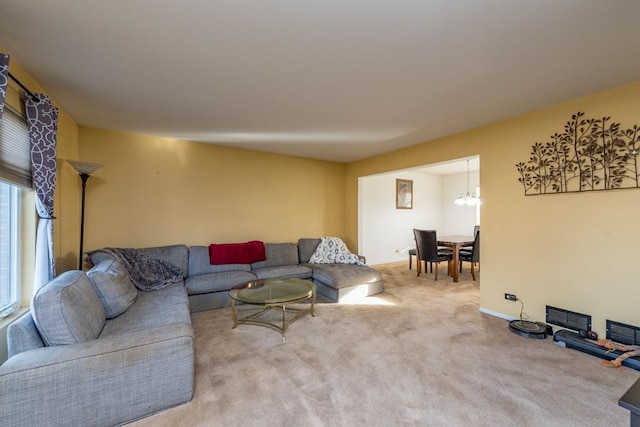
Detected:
[67,160,103,270]
[78,173,90,270]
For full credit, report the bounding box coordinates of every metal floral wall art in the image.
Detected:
[516,112,640,196]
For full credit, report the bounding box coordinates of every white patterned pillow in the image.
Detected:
[308,237,366,266]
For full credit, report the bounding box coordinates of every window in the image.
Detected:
[0,181,20,317]
[0,106,30,317]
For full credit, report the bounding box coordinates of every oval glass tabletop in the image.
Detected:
[229,278,315,305]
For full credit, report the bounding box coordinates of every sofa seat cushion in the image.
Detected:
[184,271,257,295]
[305,264,383,289]
[252,265,312,280]
[99,282,190,338]
[31,271,106,346]
[87,259,138,318]
[188,246,251,275]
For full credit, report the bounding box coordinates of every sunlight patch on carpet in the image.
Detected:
[338,292,394,305]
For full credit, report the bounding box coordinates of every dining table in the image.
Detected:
[437,235,475,282]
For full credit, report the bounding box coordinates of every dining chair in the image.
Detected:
[459,230,480,280]
[410,244,449,271]
[461,225,479,252]
[413,229,452,280]
[411,247,449,273]
[408,248,417,270]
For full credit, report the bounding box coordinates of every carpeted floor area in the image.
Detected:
[130,262,639,426]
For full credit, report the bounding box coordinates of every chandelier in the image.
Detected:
[454,160,481,206]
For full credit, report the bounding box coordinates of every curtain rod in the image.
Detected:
[8,71,38,101]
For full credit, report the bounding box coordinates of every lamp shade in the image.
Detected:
[67,160,103,175]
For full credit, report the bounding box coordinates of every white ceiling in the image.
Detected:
[419,157,479,176]
[2,1,640,163]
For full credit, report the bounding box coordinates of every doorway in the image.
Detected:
[358,156,479,265]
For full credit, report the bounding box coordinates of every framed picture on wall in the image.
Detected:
[396,179,413,209]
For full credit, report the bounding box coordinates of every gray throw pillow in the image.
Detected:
[31,270,106,346]
[87,259,138,318]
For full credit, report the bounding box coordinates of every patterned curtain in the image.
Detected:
[26,94,58,291]
[0,53,8,121]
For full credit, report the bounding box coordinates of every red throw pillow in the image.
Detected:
[208,241,266,265]
[245,240,266,263]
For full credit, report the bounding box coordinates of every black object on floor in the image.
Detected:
[578,329,598,340]
[553,329,640,371]
[509,319,547,339]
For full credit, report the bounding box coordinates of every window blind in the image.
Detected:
[0,106,31,188]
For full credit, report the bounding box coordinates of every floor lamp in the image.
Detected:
[67,160,103,270]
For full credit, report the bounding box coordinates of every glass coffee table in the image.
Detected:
[228,278,316,340]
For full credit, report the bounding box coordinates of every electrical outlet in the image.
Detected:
[504,293,517,301]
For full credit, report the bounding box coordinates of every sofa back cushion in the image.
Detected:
[298,238,321,263]
[86,244,189,279]
[139,245,189,279]
[251,243,299,269]
[188,246,251,275]
[87,259,138,318]
[31,270,106,346]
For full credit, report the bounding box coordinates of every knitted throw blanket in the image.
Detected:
[87,247,184,291]
[309,237,366,266]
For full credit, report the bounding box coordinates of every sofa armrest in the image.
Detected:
[0,323,194,427]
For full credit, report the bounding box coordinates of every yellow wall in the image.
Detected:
[77,127,345,256]
[346,81,640,335]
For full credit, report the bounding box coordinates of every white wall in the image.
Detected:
[441,171,479,235]
[359,171,442,265]
[359,169,479,265]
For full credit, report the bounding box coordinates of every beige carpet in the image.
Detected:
[130,263,639,426]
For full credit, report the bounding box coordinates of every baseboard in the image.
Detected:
[369,261,405,268]
[479,307,518,321]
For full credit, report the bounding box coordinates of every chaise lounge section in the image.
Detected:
[297,238,384,303]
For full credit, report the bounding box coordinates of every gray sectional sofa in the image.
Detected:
[0,238,382,426]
